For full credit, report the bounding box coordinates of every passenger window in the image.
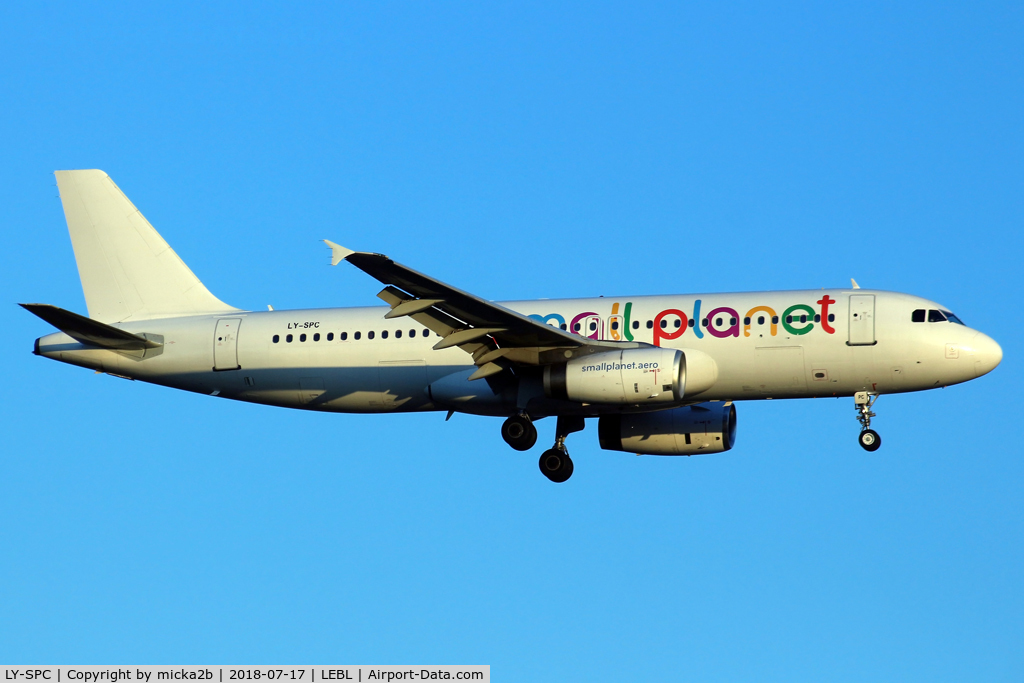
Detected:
[368,331,375,339]
[423,329,430,337]
[729,317,737,325]
[396,329,402,338]
[273,335,280,343]
[327,332,334,341]
[744,317,751,325]
[674,319,681,328]
[382,330,389,339]
[611,321,619,330]
[286,334,293,343]
[928,309,947,323]
[912,309,926,323]
[560,324,567,330]
[828,313,835,322]
[313,333,320,342]
[758,316,765,325]
[813,314,820,323]
[702,318,709,327]
[715,317,723,326]
[340,332,348,341]
[574,323,581,331]
[300,333,307,342]
[772,316,779,324]
[409,329,416,337]
[632,321,639,329]
[799,315,807,324]
[785,316,792,323]
[590,321,597,331]
[660,319,667,329]
[354,332,361,340]
[687,319,695,328]
[646,320,653,329]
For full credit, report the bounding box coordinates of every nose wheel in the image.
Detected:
[859,429,881,451]
[854,392,882,452]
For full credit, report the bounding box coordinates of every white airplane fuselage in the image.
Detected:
[26,170,1004,479]
[35,288,1001,415]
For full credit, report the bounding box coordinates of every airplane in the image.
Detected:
[22,170,1003,482]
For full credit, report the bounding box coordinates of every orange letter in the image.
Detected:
[743,306,777,337]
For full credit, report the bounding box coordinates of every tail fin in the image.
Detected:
[54,170,238,322]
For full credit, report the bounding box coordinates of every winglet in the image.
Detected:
[323,240,355,266]
[851,278,861,290]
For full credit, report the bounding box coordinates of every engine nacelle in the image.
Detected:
[544,347,684,406]
[598,402,737,455]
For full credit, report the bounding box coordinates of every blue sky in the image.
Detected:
[1,2,1022,679]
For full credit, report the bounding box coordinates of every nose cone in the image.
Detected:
[971,332,1003,378]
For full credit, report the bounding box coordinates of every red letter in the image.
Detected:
[818,295,836,334]
[653,309,688,347]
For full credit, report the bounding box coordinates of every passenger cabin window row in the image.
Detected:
[272,328,435,344]
[569,313,838,334]
[911,309,965,325]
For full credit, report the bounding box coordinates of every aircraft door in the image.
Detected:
[848,295,876,346]
[213,318,242,370]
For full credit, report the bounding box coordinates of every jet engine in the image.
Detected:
[598,402,737,455]
[543,347,717,406]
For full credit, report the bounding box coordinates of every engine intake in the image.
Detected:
[598,402,737,455]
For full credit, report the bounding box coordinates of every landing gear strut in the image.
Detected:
[501,414,537,451]
[539,416,585,483]
[854,391,881,452]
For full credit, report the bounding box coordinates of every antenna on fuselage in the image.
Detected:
[851,278,861,289]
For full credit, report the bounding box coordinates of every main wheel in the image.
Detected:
[859,429,882,452]
[501,415,537,451]
[539,448,574,483]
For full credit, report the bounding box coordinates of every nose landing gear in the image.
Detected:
[539,415,585,483]
[854,391,882,452]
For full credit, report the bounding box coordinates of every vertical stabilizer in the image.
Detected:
[55,170,238,322]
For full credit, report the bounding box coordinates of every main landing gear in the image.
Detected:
[501,414,537,451]
[855,391,882,452]
[538,416,585,484]
[500,414,585,482]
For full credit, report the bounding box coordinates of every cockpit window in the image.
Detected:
[942,310,965,325]
[928,309,947,323]
[912,309,926,323]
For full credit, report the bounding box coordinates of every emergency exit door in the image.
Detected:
[214,318,242,370]
[848,295,876,346]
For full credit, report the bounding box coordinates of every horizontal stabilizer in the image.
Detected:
[20,303,161,350]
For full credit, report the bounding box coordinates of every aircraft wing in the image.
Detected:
[325,241,641,379]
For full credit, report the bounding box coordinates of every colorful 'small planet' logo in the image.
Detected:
[529,296,838,346]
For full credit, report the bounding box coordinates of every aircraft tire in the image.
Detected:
[859,429,882,452]
[539,448,574,483]
[502,415,537,451]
